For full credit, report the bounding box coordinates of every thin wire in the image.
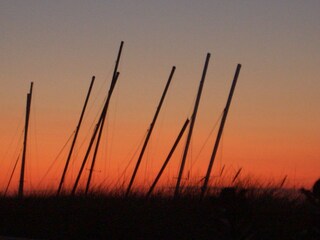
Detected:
[27,93,38,193]
[27,143,33,193]
[175,130,189,179]
[144,134,151,185]
[98,50,123,186]
[2,130,24,189]
[0,115,24,166]
[4,149,22,196]
[31,92,40,187]
[103,116,109,180]
[69,95,107,182]
[189,110,224,171]
[103,80,120,183]
[187,94,197,119]
[82,66,113,124]
[110,129,149,188]
[37,130,75,187]
[66,78,108,182]
[69,69,113,169]
[219,128,224,174]
[72,93,107,160]
[151,84,170,184]
[189,135,193,180]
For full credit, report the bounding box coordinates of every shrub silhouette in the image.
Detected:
[312,178,320,199]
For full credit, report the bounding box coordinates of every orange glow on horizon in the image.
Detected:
[1,1,320,195]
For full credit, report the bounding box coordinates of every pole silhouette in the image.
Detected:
[174,53,211,198]
[126,66,176,196]
[57,77,95,195]
[146,118,189,198]
[201,64,241,199]
[71,41,123,195]
[85,73,118,194]
[18,82,33,198]
[71,73,119,195]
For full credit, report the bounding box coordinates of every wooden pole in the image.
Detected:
[85,73,118,194]
[71,41,124,195]
[57,76,95,195]
[201,64,241,199]
[146,118,189,198]
[174,53,210,198]
[71,73,119,195]
[18,82,33,198]
[125,66,176,196]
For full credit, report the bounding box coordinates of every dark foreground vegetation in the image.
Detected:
[0,188,319,240]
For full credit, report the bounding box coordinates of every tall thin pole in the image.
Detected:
[57,76,95,195]
[126,66,176,196]
[71,41,124,195]
[18,82,33,198]
[201,64,241,199]
[174,53,210,198]
[146,118,189,198]
[85,73,118,194]
[71,121,99,195]
[111,41,124,86]
[71,72,119,195]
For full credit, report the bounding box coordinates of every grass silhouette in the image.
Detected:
[0,181,319,239]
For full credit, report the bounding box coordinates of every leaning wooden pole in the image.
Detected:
[71,41,123,195]
[126,66,176,196]
[201,64,241,199]
[57,76,95,195]
[71,73,119,195]
[71,122,100,195]
[174,53,210,198]
[146,118,190,198]
[18,82,33,198]
[85,73,118,194]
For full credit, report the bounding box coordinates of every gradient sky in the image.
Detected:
[1,1,319,192]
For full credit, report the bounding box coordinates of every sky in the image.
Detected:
[1,0,319,193]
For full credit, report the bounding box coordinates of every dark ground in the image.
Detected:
[0,189,319,240]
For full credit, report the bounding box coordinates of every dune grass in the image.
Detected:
[0,184,319,240]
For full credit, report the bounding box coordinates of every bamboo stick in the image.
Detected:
[125,66,176,196]
[146,118,189,198]
[174,53,211,198]
[57,76,95,195]
[200,64,241,199]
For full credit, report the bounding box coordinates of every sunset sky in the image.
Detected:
[1,1,319,193]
